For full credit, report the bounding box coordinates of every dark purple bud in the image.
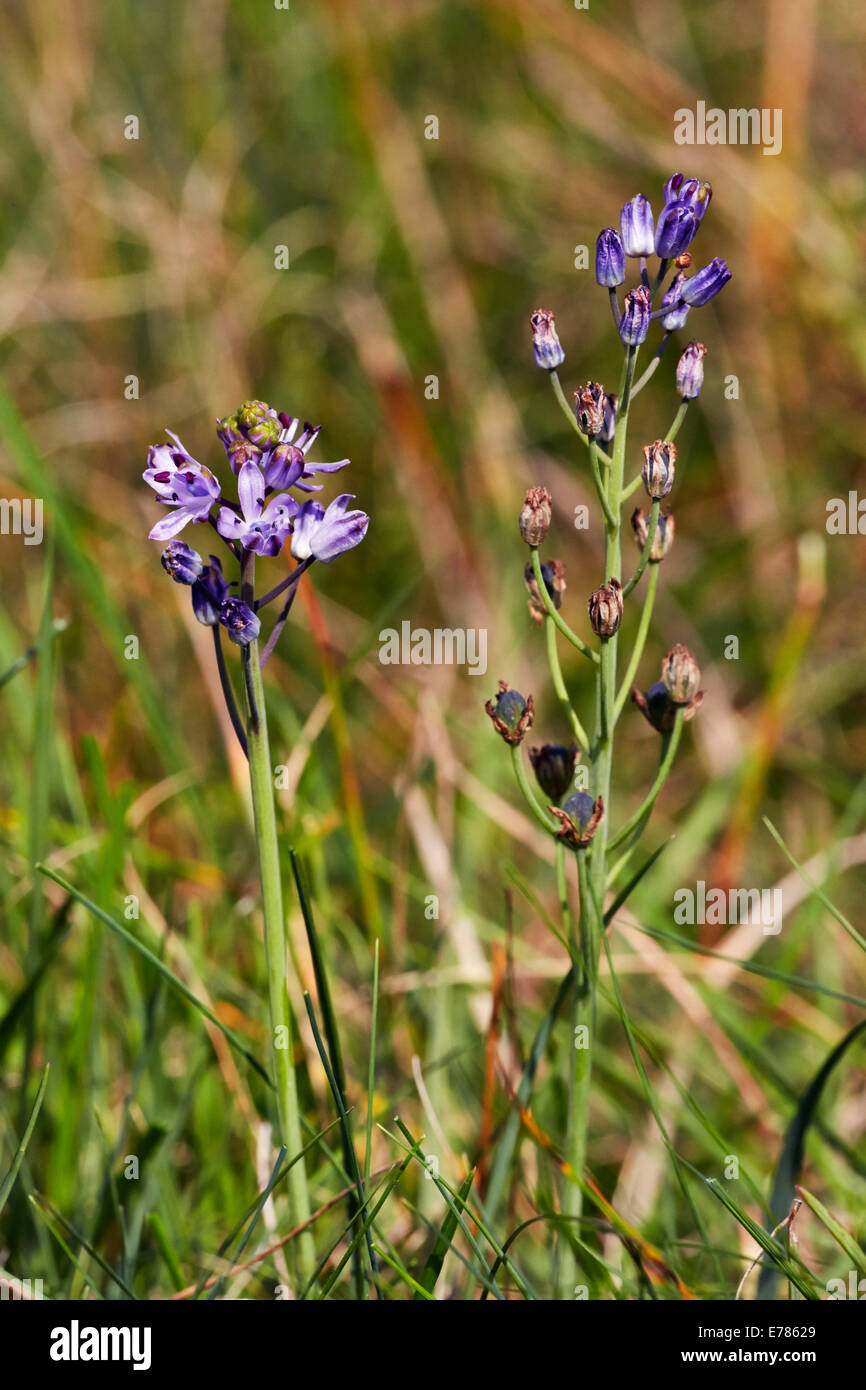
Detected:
[226,440,263,476]
[550,792,604,847]
[655,202,698,259]
[524,558,565,624]
[219,597,261,646]
[529,309,565,370]
[631,507,674,562]
[519,486,552,546]
[676,340,707,399]
[485,681,534,745]
[595,228,625,287]
[191,555,230,625]
[161,539,203,585]
[680,258,731,307]
[529,744,578,802]
[588,577,623,638]
[574,381,606,437]
[620,195,655,257]
[642,440,676,500]
[662,643,701,703]
[619,285,651,346]
[632,677,703,732]
[264,442,305,490]
[661,274,691,331]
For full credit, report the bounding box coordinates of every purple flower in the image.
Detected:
[219,597,260,646]
[161,539,203,584]
[663,174,712,222]
[619,285,651,346]
[620,195,654,257]
[264,415,350,493]
[676,340,707,399]
[654,202,698,259]
[144,431,221,541]
[680,258,731,307]
[595,228,625,287]
[192,555,231,625]
[215,459,297,556]
[290,494,370,563]
[660,273,691,331]
[529,310,565,370]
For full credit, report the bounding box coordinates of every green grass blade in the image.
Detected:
[0,1064,50,1216]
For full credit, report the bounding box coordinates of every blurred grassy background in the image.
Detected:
[1,0,865,1299]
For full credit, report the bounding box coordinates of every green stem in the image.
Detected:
[589,440,618,530]
[241,554,315,1287]
[666,399,689,445]
[510,742,559,833]
[621,499,660,600]
[545,615,589,749]
[606,710,684,854]
[621,473,645,503]
[530,547,599,665]
[614,563,659,723]
[558,847,594,1299]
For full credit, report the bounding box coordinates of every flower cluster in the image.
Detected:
[144,400,370,648]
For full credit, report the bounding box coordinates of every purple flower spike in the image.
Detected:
[620,195,654,257]
[619,285,651,346]
[654,202,698,259]
[664,174,712,222]
[660,273,691,331]
[216,459,297,556]
[219,597,260,646]
[290,494,370,563]
[192,555,231,625]
[680,257,731,307]
[144,431,221,540]
[161,539,203,584]
[265,416,350,493]
[595,228,626,287]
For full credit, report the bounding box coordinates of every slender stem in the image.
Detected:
[589,441,618,531]
[606,710,684,853]
[256,556,314,610]
[557,847,594,1299]
[211,625,248,759]
[530,547,599,665]
[620,473,645,504]
[510,743,559,834]
[621,499,660,600]
[240,553,315,1286]
[608,287,622,328]
[260,583,301,669]
[614,562,659,723]
[666,399,690,445]
[650,257,669,293]
[549,370,588,443]
[545,615,589,749]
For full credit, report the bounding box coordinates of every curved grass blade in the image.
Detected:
[415,1167,476,1299]
[796,1185,866,1277]
[0,1064,50,1216]
[758,1017,866,1298]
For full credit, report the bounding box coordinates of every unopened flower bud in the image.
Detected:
[588,577,623,638]
[220,597,261,646]
[485,681,534,745]
[226,440,263,475]
[619,285,651,346]
[217,413,244,449]
[519,486,552,546]
[550,791,604,848]
[642,440,676,499]
[632,679,703,732]
[595,228,625,287]
[620,195,654,257]
[676,340,707,399]
[161,539,203,585]
[600,393,618,443]
[525,558,565,624]
[662,643,701,703]
[680,257,731,306]
[265,442,305,489]
[631,508,674,562]
[655,202,698,259]
[192,555,230,625]
[663,175,712,223]
[529,743,578,801]
[574,381,606,437]
[530,309,565,370]
[661,273,690,332]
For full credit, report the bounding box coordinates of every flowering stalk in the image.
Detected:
[488,173,726,1295]
[144,398,370,1291]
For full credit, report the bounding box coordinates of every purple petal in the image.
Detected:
[237,459,266,523]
